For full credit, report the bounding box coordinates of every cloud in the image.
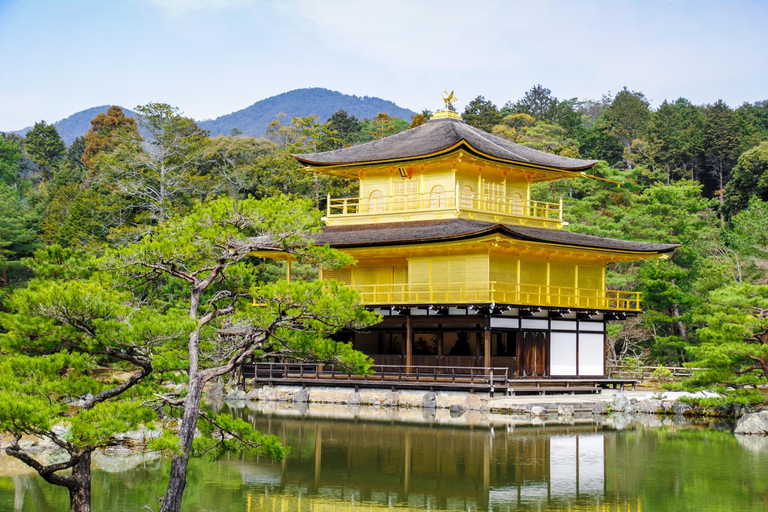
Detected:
[149,0,258,15]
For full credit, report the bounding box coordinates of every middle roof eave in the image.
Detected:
[314,218,679,255]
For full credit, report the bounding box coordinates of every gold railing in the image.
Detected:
[348,282,641,311]
[327,190,562,221]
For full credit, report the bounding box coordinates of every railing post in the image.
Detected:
[343,199,348,215]
[456,182,461,213]
[559,197,563,221]
[326,194,331,217]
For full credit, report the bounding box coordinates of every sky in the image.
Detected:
[0,0,767,132]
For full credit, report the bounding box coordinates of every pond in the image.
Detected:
[2,402,767,511]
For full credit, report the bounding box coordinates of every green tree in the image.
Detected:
[99,195,376,512]
[0,182,40,288]
[96,103,211,225]
[511,84,559,123]
[603,88,652,169]
[0,247,187,512]
[67,136,87,172]
[703,100,741,205]
[0,133,23,186]
[462,96,502,133]
[202,135,278,198]
[24,121,66,181]
[723,141,768,216]
[726,197,768,281]
[650,98,705,183]
[318,109,361,150]
[690,284,768,386]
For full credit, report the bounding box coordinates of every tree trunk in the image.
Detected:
[69,452,91,512]
[159,376,204,512]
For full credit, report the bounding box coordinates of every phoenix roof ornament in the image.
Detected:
[441,89,458,111]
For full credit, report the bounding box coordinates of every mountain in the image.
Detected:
[199,88,416,137]
[8,89,416,144]
[12,105,139,146]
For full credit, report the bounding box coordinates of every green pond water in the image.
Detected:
[2,402,768,512]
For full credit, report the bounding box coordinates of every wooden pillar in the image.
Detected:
[406,316,413,374]
[484,328,491,374]
[437,330,443,369]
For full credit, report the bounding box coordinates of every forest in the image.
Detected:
[3,86,768,385]
[1,85,768,510]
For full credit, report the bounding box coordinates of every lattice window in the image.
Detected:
[483,180,504,211]
[510,192,523,215]
[323,268,352,284]
[392,179,418,210]
[460,185,474,208]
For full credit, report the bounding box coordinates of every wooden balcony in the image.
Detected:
[349,282,641,311]
[325,190,563,227]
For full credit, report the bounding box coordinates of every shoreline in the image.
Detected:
[214,383,740,418]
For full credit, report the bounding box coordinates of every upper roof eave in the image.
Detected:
[292,117,598,173]
[294,140,598,175]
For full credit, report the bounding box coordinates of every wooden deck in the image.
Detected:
[242,363,637,396]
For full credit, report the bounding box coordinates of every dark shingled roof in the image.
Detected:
[308,219,678,254]
[295,117,598,171]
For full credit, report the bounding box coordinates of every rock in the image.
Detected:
[734,411,768,435]
[449,404,464,417]
[558,405,574,417]
[262,387,278,402]
[421,391,437,409]
[115,425,162,443]
[530,406,547,417]
[224,390,248,402]
[245,388,260,401]
[592,402,608,415]
[347,392,361,406]
[672,401,693,416]
[462,394,486,411]
[612,393,629,413]
[661,401,674,413]
[293,388,310,403]
[206,382,226,398]
[51,423,71,440]
[381,391,400,407]
[636,399,663,415]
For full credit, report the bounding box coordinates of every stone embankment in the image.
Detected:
[210,382,749,420]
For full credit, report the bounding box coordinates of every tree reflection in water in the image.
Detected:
[2,402,768,511]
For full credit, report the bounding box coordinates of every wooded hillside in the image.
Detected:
[2,85,768,401]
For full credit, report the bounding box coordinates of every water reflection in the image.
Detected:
[224,402,614,511]
[1,402,766,512]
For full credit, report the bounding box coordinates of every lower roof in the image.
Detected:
[310,219,678,254]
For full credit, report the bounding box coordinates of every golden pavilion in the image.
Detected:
[258,104,677,383]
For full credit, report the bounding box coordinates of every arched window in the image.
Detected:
[430,185,446,208]
[460,185,474,209]
[368,190,384,213]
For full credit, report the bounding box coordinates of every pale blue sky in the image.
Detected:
[1,0,766,132]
